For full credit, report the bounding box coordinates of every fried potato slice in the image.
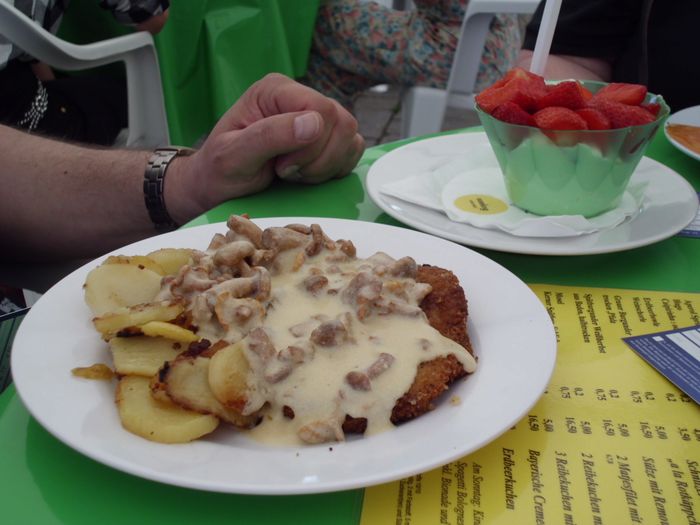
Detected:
[93,301,184,340]
[149,373,171,403]
[160,353,259,429]
[116,375,219,443]
[104,255,166,276]
[208,342,250,413]
[110,336,185,377]
[140,321,199,343]
[146,248,194,275]
[71,363,115,380]
[84,263,163,316]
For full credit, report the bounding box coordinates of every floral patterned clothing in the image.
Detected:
[306,0,522,109]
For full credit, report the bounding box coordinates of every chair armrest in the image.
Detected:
[0,1,155,71]
[0,1,169,147]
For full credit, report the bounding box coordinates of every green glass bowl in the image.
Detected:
[475,81,669,217]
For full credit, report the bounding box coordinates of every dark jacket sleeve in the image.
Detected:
[522,0,643,60]
[99,0,170,25]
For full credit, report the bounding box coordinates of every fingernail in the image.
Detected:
[294,112,320,141]
[279,164,300,179]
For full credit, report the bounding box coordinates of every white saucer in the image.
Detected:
[366,132,699,256]
[665,105,700,162]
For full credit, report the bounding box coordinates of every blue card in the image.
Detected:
[624,325,700,404]
[677,192,700,238]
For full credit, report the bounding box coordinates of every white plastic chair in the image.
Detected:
[400,0,540,138]
[0,0,169,147]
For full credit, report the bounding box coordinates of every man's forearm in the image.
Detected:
[0,125,158,261]
[516,50,612,82]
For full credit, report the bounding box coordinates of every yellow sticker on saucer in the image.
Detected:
[453,194,508,215]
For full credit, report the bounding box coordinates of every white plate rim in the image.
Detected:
[11,218,556,495]
[366,132,699,256]
[664,105,700,162]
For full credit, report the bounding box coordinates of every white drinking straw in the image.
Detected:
[529,0,562,76]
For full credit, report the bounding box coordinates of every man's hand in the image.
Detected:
[135,10,169,34]
[168,74,365,222]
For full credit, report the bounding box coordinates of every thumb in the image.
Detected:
[233,111,322,165]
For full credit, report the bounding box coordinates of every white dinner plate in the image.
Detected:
[366,133,699,255]
[11,218,556,495]
[665,105,700,162]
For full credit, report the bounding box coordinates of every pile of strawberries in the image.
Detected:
[475,68,661,131]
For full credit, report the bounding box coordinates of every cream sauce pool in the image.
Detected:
[240,249,477,446]
[158,221,477,447]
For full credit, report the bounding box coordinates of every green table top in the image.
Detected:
[1,128,698,524]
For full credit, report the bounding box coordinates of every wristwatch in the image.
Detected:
[143,147,195,232]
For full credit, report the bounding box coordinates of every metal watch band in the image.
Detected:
[143,147,194,232]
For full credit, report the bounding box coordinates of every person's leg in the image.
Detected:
[306,1,520,108]
[306,0,471,108]
[306,0,417,108]
[0,61,127,146]
[403,8,522,91]
[0,62,47,129]
[474,14,522,93]
[39,73,128,146]
[400,2,464,88]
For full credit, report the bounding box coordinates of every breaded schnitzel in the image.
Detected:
[343,264,473,432]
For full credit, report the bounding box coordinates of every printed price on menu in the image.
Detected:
[360,285,700,525]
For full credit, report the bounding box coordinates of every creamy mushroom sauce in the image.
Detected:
[157,219,476,446]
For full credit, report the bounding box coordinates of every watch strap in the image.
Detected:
[143,147,194,232]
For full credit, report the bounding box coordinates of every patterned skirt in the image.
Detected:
[305,0,523,109]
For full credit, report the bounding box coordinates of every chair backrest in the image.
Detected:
[400,0,540,137]
[447,0,540,107]
[0,1,170,147]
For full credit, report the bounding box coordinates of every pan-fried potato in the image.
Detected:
[161,353,259,429]
[149,373,172,403]
[110,336,184,377]
[104,255,166,276]
[140,321,199,343]
[146,248,194,275]
[71,363,115,380]
[93,301,184,340]
[116,376,219,443]
[85,263,163,316]
[208,342,250,412]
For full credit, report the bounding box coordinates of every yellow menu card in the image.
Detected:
[361,285,700,525]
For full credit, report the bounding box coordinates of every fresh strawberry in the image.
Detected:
[476,79,535,113]
[641,102,661,117]
[493,67,546,91]
[575,82,594,102]
[575,108,611,130]
[588,98,656,128]
[593,82,647,105]
[476,67,546,113]
[535,81,587,111]
[533,107,588,131]
[492,101,536,126]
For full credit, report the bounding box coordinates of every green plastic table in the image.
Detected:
[58,0,320,147]
[1,129,698,524]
